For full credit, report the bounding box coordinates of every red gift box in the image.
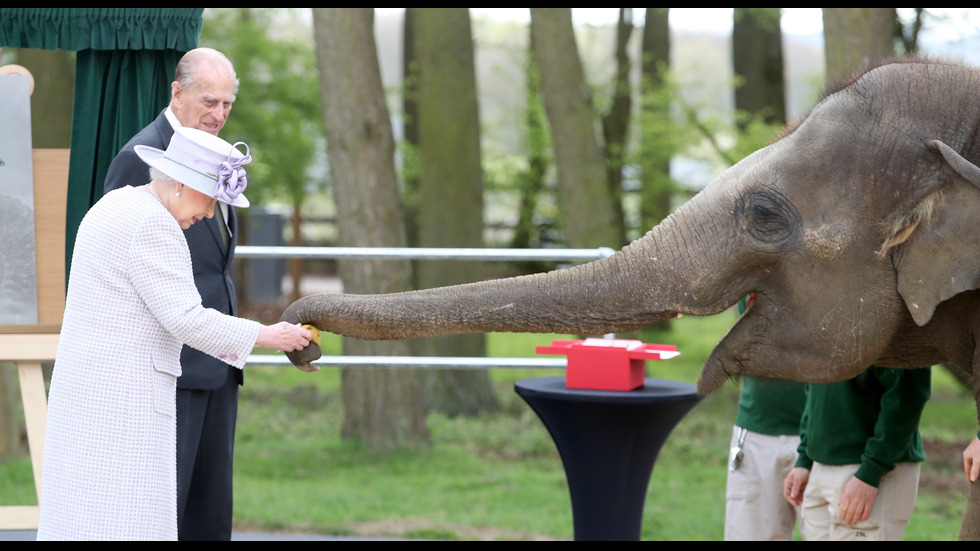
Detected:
[536,338,681,391]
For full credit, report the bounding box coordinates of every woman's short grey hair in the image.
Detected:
[149,167,177,186]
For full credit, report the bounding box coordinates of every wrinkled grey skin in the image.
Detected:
[283,59,980,538]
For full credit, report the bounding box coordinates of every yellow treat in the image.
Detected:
[302,324,321,345]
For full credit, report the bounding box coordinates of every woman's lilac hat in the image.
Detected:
[135,126,251,208]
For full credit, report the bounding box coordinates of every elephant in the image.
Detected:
[282,58,980,538]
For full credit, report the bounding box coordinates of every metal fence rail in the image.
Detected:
[237,246,615,370]
[247,354,567,369]
[236,245,617,262]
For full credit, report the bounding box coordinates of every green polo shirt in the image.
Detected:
[794,365,931,488]
[733,296,807,435]
[735,375,807,435]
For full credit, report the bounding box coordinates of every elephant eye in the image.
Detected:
[738,192,798,245]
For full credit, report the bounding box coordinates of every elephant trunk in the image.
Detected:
[282,185,739,369]
[281,255,680,339]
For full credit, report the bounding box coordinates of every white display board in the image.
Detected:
[0,65,65,530]
[0,70,39,325]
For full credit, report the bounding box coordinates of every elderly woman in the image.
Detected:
[37,127,312,540]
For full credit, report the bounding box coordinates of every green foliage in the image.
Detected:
[194,8,785,253]
[731,108,786,159]
[633,65,697,231]
[483,49,560,253]
[674,94,784,171]
[200,8,327,207]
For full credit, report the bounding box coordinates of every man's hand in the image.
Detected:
[964,437,980,483]
[838,476,877,525]
[783,466,810,507]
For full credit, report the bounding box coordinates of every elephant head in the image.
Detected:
[282,59,980,398]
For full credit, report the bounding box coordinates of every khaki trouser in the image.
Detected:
[801,461,920,541]
[725,426,803,540]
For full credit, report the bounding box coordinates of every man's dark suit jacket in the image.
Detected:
[103,111,243,388]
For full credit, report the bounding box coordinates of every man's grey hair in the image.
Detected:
[174,47,240,94]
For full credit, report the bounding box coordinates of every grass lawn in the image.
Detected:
[1,310,975,540]
[230,311,977,540]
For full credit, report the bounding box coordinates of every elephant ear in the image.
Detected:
[894,140,980,326]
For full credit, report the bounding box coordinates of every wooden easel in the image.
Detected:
[0,148,69,530]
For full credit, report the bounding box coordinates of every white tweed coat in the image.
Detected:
[37,186,261,540]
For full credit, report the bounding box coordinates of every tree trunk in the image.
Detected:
[509,46,552,275]
[638,8,673,333]
[822,8,897,85]
[412,8,498,417]
[732,8,786,128]
[529,8,620,251]
[402,8,420,260]
[963,370,980,540]
[962,481,980,540]
[897,8,925,55]
[600,8,633,246]
[311,8,429,449]
[639,8,672,235]
[288,198,303,304]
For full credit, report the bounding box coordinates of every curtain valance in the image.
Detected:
[0,8,203,51]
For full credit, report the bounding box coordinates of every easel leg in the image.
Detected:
[0,360,47,530]
[17,361,46,503]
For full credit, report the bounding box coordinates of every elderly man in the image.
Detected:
[103,47,243,541]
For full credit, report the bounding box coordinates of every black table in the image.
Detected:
[514,376,702,541]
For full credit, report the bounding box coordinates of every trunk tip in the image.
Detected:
[695,361,730,395]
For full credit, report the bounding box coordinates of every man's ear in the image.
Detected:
[171,81,182,105]
[894,140,980,326]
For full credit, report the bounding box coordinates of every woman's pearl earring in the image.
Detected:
[175,191,181,197]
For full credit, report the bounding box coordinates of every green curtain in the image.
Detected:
[0,8,203,282]
[67,48,184,277]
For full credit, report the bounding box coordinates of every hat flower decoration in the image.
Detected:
[134,126,253,208]
[215,143,251,205]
